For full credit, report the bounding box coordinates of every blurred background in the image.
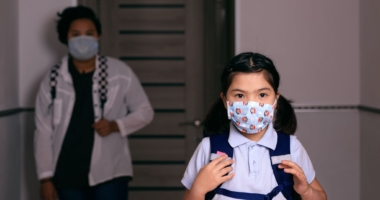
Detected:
[1,0,379,199]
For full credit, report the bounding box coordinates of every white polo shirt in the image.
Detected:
[181,123,316,200]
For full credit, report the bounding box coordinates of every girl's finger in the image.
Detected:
[281,160,303,171]
[220,172,235,182]
[213,160,233,172]
[217,166,233,177]
[209,155,228,166]
[284,168,307,183]
[215,158,234,169]
[283,168,301,176]
[278,164,286,169]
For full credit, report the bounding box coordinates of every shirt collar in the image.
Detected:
[228,122,278,150]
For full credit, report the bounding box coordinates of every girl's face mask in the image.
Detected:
[226,100,276,134]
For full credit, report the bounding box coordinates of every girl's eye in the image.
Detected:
[259,93,267,98]
[235,94,244,98]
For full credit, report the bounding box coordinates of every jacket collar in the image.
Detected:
[59,54,101,84]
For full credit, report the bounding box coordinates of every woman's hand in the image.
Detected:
[92,119,119,137]
[186,155,235,199]
[279,160,327,200]
[40,180,59,200]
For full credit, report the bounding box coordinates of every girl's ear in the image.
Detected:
[276,92,280,100]
[220,93,227,109]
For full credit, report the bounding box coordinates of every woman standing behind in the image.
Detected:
[34,6,154,200]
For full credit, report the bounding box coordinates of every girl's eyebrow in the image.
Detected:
[230,88,246,92]
[256,87,271,92]
[230,87,271,92]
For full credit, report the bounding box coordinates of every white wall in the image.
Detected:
[235,0,360,106]
[296,110,360,200]
[0,115,22,200]
[17,1,77,199]
[18,0,77,108]
[360,0,380,110]
[359,0,380,199]
[0,0,21,199]
[0,0,19,111]
[235,0,361,199]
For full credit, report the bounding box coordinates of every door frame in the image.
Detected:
[203,0,235,109]
[77,0,235,112]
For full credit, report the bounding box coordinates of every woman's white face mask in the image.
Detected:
[68,35,99,61]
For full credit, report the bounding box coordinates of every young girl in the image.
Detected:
[181,52,327,200]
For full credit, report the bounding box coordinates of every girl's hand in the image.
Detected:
[278,160,310,195]
[189,155,235,197]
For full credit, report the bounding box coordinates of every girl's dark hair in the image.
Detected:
[203,52,297,135]
[56,6,102,44]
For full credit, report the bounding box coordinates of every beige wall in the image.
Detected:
[235,0,362,199]
[359,0,380,199]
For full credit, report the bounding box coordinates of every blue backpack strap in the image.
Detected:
[205,131,232,200]
[268,132,297,199]
[209,132,233,158]
[205,131,297,200]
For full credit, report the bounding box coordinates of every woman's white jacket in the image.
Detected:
[34,55,154,186]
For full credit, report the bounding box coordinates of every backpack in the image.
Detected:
[204,131,302,200]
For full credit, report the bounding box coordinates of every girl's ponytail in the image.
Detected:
[273,95,297,135]
[203,98,230,134]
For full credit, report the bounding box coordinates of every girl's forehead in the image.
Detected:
[229,72,273,91]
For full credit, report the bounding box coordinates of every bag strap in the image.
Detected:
[205,132,232,200]
[97,55,108,118]
[269,132,297,199]
[49,63,61,102]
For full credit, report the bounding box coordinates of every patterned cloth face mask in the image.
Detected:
[68,35,99,60]
[227,100,276,134]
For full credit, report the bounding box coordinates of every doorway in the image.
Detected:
[78,0,234,199]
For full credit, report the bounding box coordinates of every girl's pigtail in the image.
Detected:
[273,95,297,135]
[203,98,230,134]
